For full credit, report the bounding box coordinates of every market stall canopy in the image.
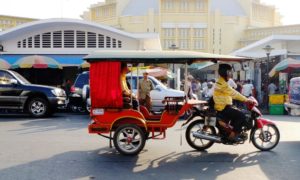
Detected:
[84,50,248,64]
[80,61,90,68]
[128,66,173,78]
[0,59,11,69]
[269,58,300,77]
[11,55,62,69]
[189,61,214,69]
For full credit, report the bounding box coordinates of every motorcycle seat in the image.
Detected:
[216,112,231,121]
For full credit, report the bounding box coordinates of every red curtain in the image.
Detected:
[90,61,123,108]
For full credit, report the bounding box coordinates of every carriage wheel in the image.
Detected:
[113,124,146,155]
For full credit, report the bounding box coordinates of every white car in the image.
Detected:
[126,75,185,112]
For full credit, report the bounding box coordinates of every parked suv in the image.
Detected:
[0,69,66,117]
[68,71,90,112]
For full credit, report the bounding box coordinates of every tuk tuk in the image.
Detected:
[84,50,244,155]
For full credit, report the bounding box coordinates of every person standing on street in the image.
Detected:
[138,72,154,111]
[242,79,254,97]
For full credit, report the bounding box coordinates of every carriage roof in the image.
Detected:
[84,50,248,64]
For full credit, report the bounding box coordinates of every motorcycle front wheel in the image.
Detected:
[185,120,216,151]
[251,124,280,151]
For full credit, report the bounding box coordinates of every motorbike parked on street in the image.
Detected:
[184,97,280,151]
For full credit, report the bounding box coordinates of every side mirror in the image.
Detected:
[155,85,162,92]
[10,79,18,85]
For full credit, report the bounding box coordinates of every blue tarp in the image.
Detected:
[0,54,86,66]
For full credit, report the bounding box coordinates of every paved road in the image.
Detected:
[0,113,300,180]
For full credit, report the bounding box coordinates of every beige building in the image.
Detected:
[241,24,300,48]
[81,0,281,54]
[0,15,37,31]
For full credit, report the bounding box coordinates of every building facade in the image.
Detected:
[0,15,37,32]
[81,0,281,54]
[0,18,161,85]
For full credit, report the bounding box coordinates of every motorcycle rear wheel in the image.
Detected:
[251,124,280,151]
[185,120,216,151]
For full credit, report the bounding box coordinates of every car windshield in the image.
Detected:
[75,73,89,88]
[126,76,167,90]
[13,71,31,84]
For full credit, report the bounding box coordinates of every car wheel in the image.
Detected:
[27,98,49,118]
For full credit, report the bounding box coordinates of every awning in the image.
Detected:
[269,58,300,77]
[11,55,62,69]
[0,54,86,67]
[0,58,11,69]
[189,61,214,70]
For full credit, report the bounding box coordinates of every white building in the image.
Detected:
[0,18,161,84]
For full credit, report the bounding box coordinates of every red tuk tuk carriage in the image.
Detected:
[84,50,245,155]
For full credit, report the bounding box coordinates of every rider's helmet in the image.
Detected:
[218,64,233,81]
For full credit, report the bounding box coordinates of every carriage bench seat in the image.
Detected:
[139,106,161,121]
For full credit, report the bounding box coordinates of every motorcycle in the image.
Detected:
[183,97,280,151]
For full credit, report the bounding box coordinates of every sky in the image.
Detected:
[0,0,299,25]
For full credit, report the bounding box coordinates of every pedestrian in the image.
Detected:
[268,81,277,95]
[202,79,208,90]
[192,79,201,99]
[64,79,72,97]
[138,72,154,111]
[202,82,214,100]
[185,75,194,99]
[242,79,254,97]
[228,78,237,89]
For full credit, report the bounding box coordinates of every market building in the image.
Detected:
[81,0,281,54]
[0,15,37,32]
[0,18,161,85]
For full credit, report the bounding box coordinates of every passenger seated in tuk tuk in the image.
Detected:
[120,63,138,110]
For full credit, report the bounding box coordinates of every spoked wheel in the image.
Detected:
[185,120,216,151]
[113,124,146,155]
[251,124,280,151]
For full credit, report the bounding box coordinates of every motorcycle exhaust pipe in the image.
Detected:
[192,131,222,143]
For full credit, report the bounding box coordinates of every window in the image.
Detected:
[53,31,62,48]
[179,39,189,49]
[17,41,21,48]
[180,0,188,10]
[42,32,51,48]
[34,35,40,48]
[163,28,175,37]
[76,31,86,48]
[0,71,14,85]
[179,28,189,38]
[118,40,122,48]
[22,39,26,48]
[195,0,205,10]
[163,40,175,49]
[98,34,104,48]
[194,40,204,50]
[106,36,111,48]
[28,37,32,48]
[194,28,205,38]
[64,30,74,48]
[164,0,173,10]
[88,32,96,48]
[112,38,116,48]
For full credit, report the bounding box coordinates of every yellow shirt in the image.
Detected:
[213,77,248,111]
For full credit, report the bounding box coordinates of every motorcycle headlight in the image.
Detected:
[51,88,66,97]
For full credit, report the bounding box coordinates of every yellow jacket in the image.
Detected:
[213,77,248,111]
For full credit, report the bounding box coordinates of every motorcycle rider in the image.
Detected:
[213,64,254,142]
